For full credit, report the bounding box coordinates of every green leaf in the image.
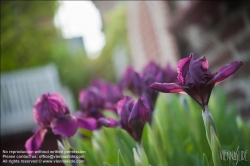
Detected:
[133,148,141,166]
[202,153,209,166]
[103,162,111,166]
[137,144,150,166]
[118,149,126,166]
[210,126,222,166]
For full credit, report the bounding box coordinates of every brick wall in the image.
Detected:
[169,1,250,118]
[127,1,179,71]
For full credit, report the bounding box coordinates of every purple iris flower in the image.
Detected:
[119,66,142,95]
[150,53,243,110]
[76,87,104,130]
[98,96,150,143]
[25,93,78,156]
[141,61,164,84]
[163,63,178,83]
[91,79,124,111]
[119,62,177,113]
[140,62,165,110]
[79,87,104,115]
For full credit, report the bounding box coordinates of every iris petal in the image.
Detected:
[117,97,134,129]
[119,67,142,95]
[33,93,70,127]
[51,115,78,137]
[177,55,191,85]
[79,87,104,113]
[25,128,47,156]
[117,96,134,115]
[77,117,98,131]
[208,61,243,85]
[189,55,212,85]
[98,118,120,128]
[150,83,185,93]
[128,98,150,125]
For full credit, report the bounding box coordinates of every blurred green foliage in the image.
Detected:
[1,1,59,71]
[99,4,130,67]
[1,1,129,107]
[72,87,250,166]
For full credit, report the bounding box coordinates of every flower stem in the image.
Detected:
[202,106,222,166]
[133,143,150,166]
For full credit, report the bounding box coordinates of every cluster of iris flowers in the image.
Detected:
[25,53,243,159]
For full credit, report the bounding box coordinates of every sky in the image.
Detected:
[54,1,105,58]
